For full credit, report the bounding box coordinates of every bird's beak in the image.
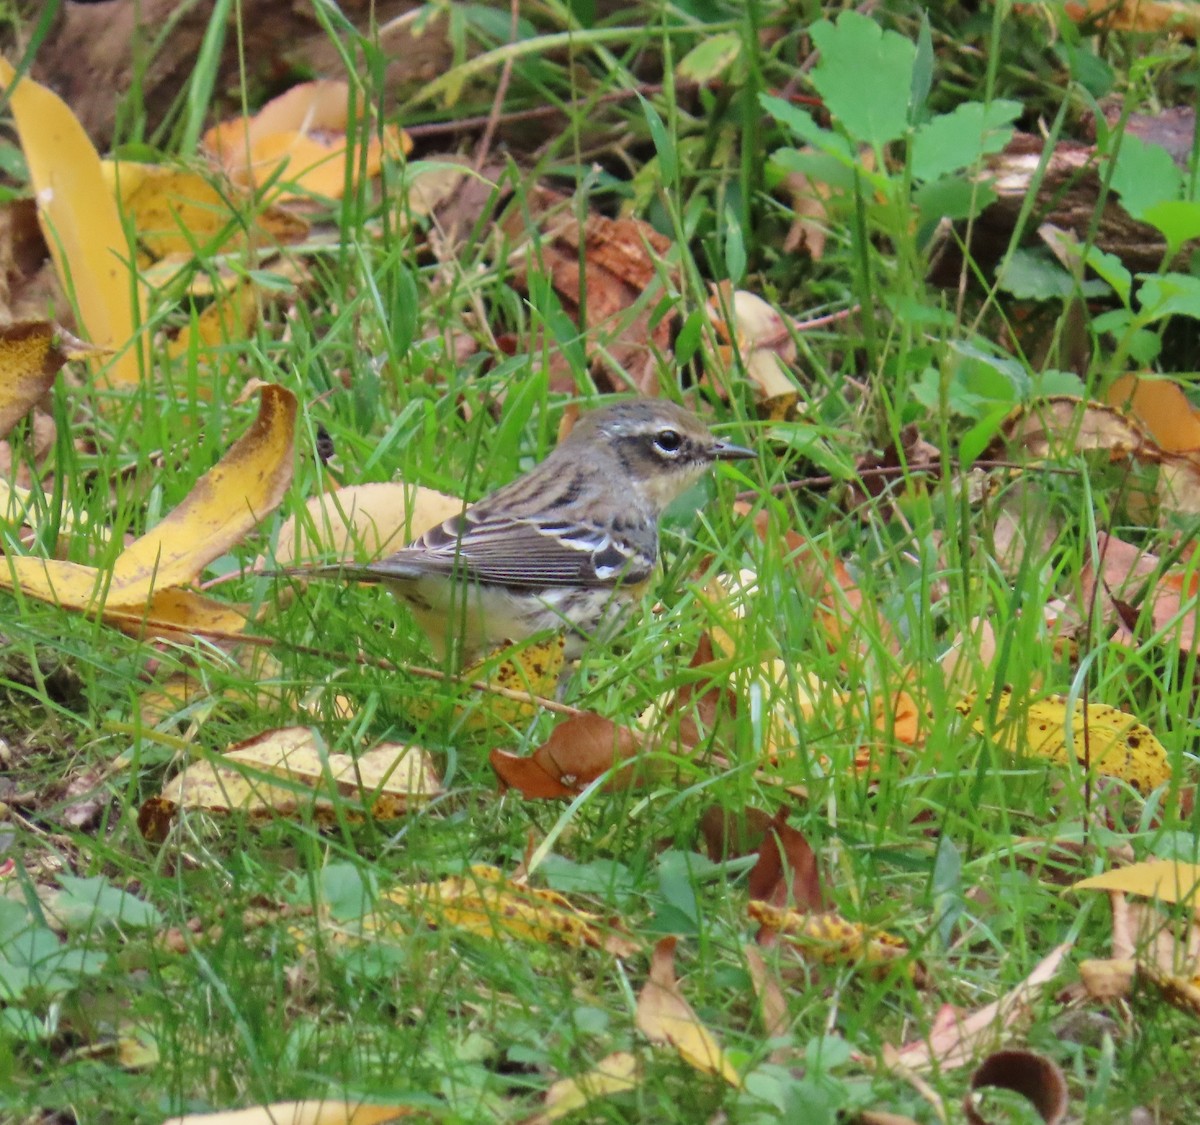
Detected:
[710,439,755,462]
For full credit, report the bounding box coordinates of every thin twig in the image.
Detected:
[735,458,1084,505]
[473,0,520,173]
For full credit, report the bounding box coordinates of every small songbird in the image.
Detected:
[288,400,754,662]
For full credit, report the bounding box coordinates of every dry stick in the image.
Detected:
[473,0,521,173]
[734,459,1084,505]
[405,83,669,140]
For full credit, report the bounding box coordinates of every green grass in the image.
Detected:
[4,1,1200,1122]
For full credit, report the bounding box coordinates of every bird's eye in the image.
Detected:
[653,429,683,456]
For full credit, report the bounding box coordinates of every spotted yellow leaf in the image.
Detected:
[956,687,1169,791]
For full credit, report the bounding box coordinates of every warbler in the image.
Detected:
[289,400,754,662]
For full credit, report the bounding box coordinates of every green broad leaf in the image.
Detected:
[673,308,706,366]
[54,876,164,932]
[1127,328,1163,364]
[915,175,996,225]
[723,204,747,285]
[770,146,865,192]
[638,94,677,188]
[1032,369,1087,397]
[959,405,1011,468]
[677,31,741,83]
[910,12,934,118]
[1141,200,1200,258]
[1136,271,1200,323]
[1109,134,1183,221]
[809,11,916,148]
[910,100,1021,182]
[1085,246,1133,306]
[761,96,855,159]
[995,248,1078,300]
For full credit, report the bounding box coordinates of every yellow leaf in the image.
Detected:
[161,1101,416,1125]
[167,281,260,363]
[956,687,1170,791]
[0,59,144,387]
[749,901,914,979]
[0,322,107,439]
[379,864,635,954]
[202,80,411,202]
[536,1052,642,1122]
[636,937,742,1087]
[102,161,308,260]
[145,728,441,836]
[265,481,462,568]
[109,383,296,597]
[1073,860,1200,909]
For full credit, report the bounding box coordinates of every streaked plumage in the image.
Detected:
[291,400,754,662]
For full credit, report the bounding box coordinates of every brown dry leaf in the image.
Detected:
[529,1051,642,1124]
[109,383,296,597]
[161,1103,417,1125]
[637,632,739,752]
[142,727,440,836]
[502,185,676,394]
[1077,956,1137,1002]
[750,901,914,980]
[103,162,309,260]
[490,712,645,798]
[378,863,636,956]
[0,322,107,439]
[0,59,144,388]
[265,482,462,569]
[202,80,411,202]
[707,285,799,400]
[1059,0,1200,34]
[1072,860,1200,909]
[743,945,791,1043]
[889,943,1072,1072]
[995,396,1150,460]
[964,1049,1068,1125]
[782,166,832,259]
[1081,533,1200,654]
[956,687,1170,791]
[746,807,826,911]
[635,937,743,1087]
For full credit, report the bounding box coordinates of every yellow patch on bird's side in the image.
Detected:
[955,687,1170,791]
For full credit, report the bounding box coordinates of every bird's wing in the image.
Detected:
[366,512,655,589]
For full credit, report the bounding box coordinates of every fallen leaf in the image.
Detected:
[161,1102,416,1125]
[203,80,411,202]
[750,901,914,980]
[1058,0,1200,35]
[143,727,440,835]
[635,937,743,1087]
[377,864,636,955]
[0,322,106,439]
[1072,859,1200,909]
[531,1051,642,1123]
[746,807,826,910]
[109,383,296,597]
[956,687,1170,791]
[1081,533,1200,654]
[265,481,462,568]
[1107,374,1200,454]
[890,943,1071,1071]
[490,712,645,798]
[0,58,144,387]
[103,161,308,260]
[502,185,676,394]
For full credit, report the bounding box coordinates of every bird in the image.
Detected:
[285,399,755,663]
